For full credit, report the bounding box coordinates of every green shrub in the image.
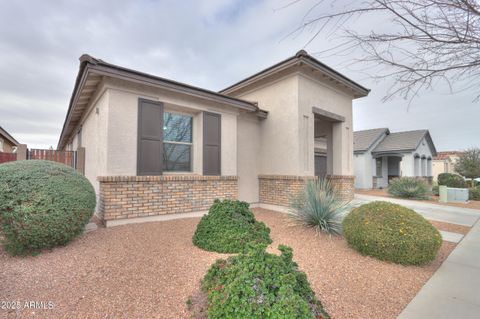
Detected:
[343,201,442,265]
[438,173,467,188]
[0,160,96,255]
[201,244,329,319]
[432,185,439,196]
[470,187,480,201]
[387,177,429,199]
[192,199,272,253]
[288,179,349,235]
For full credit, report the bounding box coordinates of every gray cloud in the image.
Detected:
[0,0,478,150]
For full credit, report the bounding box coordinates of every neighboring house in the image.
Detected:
[0,126,19,153]
[354,128,437,189]
[58,50,369,226]
[432,151,463,181]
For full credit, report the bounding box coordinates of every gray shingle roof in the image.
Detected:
[353,128,389,153]
[372,130,429,153]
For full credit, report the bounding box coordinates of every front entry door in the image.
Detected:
[315,155,327,178]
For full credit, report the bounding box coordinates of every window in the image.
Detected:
[0,138,3,152]
[163,112,193,171]
[376,158,382,177]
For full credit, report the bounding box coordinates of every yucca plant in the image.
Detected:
[387,177,429,199]
[288,179,350,235]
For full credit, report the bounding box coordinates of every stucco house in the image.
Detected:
[58,50,369,226]
[354,128,437,189]
[432,151,463,181]
[0,126,19,153]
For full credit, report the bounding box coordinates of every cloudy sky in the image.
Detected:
[0,0,478,150]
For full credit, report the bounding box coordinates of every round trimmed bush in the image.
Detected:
[438,173,467,188]
[387,177,429,199]
[0,160,96,255]
[192,199,272,253]
[470,187,480,200]
[201,244,329,319]
[343,201,442,265]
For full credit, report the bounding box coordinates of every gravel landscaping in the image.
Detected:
[1,209,454,319]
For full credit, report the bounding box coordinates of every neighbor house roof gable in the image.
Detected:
[372,130,437,156]
[0,126,19,146]
[353,128,389,153]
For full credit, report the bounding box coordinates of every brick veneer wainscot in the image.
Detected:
[258,175,355,206]
[97,175,238,221]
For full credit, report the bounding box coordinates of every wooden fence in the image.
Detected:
[27,149,76,168]
[0,152,17,164]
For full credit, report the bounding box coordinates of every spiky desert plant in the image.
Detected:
[387,177,429,199]
[288,179,350,235]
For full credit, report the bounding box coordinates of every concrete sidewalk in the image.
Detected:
[354,194,480,227]
[398,216,480,319]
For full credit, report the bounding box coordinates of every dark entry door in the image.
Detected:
[315,155,327,178]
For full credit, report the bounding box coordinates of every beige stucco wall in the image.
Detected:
[237,112,261,202]
[230,72,355,179]
[103,78,238,177]
[234,74,301,175]
[432,155,459,181]
[298,74,354,176]
[66,86,110,194]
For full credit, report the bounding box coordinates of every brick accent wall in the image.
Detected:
[98,175,238,221]
[258,174,355,206]
[258,175,317,207]
[327,175,355,202]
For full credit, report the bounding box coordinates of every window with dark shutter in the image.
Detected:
[137,99,164,175]
[203,112,221,176]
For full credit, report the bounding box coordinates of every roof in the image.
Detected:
[433,151,463,160]
[0,126,19,146]
[220,50,370,98]
[58,55,268,150]
[353,128,389,153]
[372,129,437,156]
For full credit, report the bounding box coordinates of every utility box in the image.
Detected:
[447,187,469,203]
[439,186,448,203]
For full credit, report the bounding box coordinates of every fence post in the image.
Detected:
[76,147,85,175]
[16,144,28,160]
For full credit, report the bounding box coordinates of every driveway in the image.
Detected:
[353,194,480,319]
[354,194,480,227]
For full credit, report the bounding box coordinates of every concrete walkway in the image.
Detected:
[398,216,480,319]
[354,194,480,227]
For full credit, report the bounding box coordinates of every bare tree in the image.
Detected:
[289,0,480,102]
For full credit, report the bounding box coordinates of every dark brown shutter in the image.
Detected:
[137,99,163,175]
[203,112,221,176]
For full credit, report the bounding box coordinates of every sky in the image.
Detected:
[0,0,478,150]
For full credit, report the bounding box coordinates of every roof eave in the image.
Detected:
[58,55,265,149]
[220,50,370,98]
[0,127,19,146]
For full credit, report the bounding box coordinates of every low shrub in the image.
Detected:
[192,199,272,253]
[470,187,480,201]
[438,173,467,188]
[343,201,442,265]
[288,179,349,235]
[432,185,439,196]
[201,244,329,319]
[0,160,96,255]
[387,177,429,199]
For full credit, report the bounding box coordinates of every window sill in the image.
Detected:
[163,172,197,175]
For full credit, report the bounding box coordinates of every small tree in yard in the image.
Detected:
[455,148,480,187]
